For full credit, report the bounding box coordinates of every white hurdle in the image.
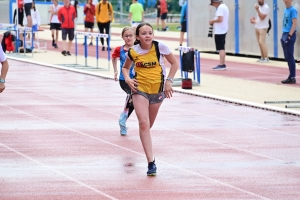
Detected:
[0,23,17,31]
[74,31,110,70]
[17,26,34,57]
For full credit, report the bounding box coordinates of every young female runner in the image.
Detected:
[122,23,179,175]
[112,27,136,135]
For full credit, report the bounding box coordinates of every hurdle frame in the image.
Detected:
[18,26,34,57]
[178,46,201,84]
[74,31,110,70]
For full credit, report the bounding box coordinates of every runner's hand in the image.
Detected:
[125,78,138,92]
[164,81,173,98]
[0,83,5,93]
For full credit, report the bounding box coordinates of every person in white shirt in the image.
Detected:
[250,0,270,62]
[49,0,62,49]
[23,2,41,41]
[0,44,9,93]
[209,0,229,71]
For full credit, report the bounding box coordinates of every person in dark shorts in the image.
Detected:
[209,0,229,70]
[156,0,160,30]
[83,0,96,46]
[111,27,135,135]
[14,0,24,27]
[175,1,187,50]
[58,0,76,56]
[49,0,62,48]
[23,0,33,28]
[160,0,168,31]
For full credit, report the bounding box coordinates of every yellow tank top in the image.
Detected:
[128,41,165,94]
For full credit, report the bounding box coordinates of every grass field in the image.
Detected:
[111,23,181,32]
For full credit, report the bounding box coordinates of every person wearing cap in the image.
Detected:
[209,0,229,71]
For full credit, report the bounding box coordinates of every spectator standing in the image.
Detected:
[83,0,96,46]
[23,0,33,28]
[23,2,41,42]
[250,0,270,62]
[175,1,187,50]
[280,0,298,84]
[0,44,9,93]
[160,0,168,31]
[128,0,144,29]
[95,0,114,51]
[14,0,24,44]
[156,0,161,31]
[14,0,24,27]
[209,0,229,70]
[49,0,62,49]
[58,0,76,56]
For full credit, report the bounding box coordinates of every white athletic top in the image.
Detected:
[23,0,33,4]
[50,4,62,23]
[0,44,7,62]
[255,3,270,29]
[23,9,41,26]
[213,4,229,34]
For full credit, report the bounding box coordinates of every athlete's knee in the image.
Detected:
[138,119,150,131]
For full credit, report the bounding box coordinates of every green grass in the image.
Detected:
[111,23,181,32]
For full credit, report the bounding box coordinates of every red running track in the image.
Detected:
[0,60,300,199]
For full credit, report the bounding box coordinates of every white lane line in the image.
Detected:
[7,86,298,163]
[0,142,118,200]
[1,104,270,200]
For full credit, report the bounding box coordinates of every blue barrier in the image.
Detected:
[74,31,110,70]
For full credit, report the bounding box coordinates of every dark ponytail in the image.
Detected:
[134,39,140,45]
